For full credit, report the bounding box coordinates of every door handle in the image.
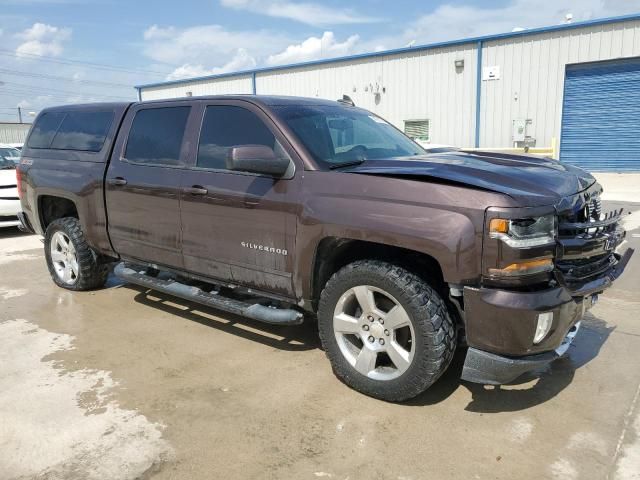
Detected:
[108,177,127,186]
[183,185,208,195]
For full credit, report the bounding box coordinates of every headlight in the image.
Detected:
[489,214,556,248]
[488,258,554,277]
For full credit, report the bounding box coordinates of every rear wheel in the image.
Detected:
[44,217,109,291]
[318,260,456,402]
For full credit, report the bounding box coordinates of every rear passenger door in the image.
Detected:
[179,100,299,298]
[105,102,196,268]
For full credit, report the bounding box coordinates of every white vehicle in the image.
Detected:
[4,143,23,150]
[0,145,22,228]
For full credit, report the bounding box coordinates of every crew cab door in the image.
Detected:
[179,100,299,298]
[105,102,197,268]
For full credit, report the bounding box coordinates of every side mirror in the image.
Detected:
[226,145,290,177]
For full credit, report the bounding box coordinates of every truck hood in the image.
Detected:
[342,150,596,205]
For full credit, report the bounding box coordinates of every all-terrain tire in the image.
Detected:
[44,217,109,291]
[318,260,456,402]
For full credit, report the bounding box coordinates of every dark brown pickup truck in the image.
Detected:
[17,95,633,401]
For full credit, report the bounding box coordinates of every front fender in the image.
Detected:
[295,195,481,300]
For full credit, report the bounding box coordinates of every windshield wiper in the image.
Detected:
[328,159,366,169]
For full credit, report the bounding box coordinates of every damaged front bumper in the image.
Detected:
[462,322,580,384]
[460,248,633,385]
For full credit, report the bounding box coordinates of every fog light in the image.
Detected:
[534,312,553,344]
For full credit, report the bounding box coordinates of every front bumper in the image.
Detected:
[460,248,633,384]
[462,322,580,384]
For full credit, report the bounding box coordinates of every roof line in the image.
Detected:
[136,13,640,90]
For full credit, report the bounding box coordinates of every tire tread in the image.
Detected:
[44,217,108,291]
[318,260,456,402]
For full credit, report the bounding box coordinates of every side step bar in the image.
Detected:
[114,263,304,326]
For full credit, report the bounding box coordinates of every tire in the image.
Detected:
[318,260,456,402]
[44,217,109,291]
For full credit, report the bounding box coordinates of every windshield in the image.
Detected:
[0,147,21,169]
[272,104,425,168]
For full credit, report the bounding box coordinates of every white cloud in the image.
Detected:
[143,24,176,41]
[15,22,71,57]
[167,48,257,80]
[267,31,360,66]
[220,0,380,26]
[402,0,639,46]
[142,23,289,68]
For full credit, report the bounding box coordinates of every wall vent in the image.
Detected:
[404,119,430,141]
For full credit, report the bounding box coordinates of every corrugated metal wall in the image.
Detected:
[141,75,253,101]
[139,18,640,152]
[255,45,478,147]
[481,19,640,150]
[0,123,31,144]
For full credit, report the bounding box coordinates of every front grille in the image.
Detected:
[555,191,624,287]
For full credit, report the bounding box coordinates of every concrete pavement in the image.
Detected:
[1,201,639,480]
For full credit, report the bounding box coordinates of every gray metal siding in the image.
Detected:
[140,75,253,101]
[480,19,640,151]
[256,45,478,147]
[0,123,31,144]
[560,57,640,171]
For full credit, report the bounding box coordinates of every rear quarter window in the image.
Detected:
[51,111,114,152]
[27,110,114,152]
[27,112,66,148]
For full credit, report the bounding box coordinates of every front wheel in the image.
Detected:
[318,260,456,402]
[44,217,109,291]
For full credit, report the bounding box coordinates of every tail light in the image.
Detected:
[16,168,23,199]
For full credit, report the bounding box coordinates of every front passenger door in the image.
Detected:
[179,101,299,298]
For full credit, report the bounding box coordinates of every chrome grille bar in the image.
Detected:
[558,208,623,231]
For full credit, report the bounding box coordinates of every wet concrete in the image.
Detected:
[1,202,639,480]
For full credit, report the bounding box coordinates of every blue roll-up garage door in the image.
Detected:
[560,57,640,172]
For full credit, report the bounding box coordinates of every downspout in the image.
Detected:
[474,40,483,148]
[252,72,257,95]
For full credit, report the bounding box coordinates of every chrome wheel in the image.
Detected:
[333,285,415,381]
[50,231,79,285]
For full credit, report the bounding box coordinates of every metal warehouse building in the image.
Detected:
[0,122,31,145]
[137,14,640,171]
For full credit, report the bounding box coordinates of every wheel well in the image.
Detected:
[312,237,446,304]
[39,196,78,231]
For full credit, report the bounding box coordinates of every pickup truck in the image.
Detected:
[17,96,633,401]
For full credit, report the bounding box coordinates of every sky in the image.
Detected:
[0,0,638,122]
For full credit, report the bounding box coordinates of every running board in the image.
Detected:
[114,263,304,326]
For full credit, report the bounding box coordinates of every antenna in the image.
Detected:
[337,95,355,107]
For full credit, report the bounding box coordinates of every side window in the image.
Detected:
[51,111,114,152]
[125,106,190,166]
[197,105,279,170]
[27,112,66,148]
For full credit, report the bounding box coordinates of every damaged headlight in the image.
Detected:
[489,214,556,248]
